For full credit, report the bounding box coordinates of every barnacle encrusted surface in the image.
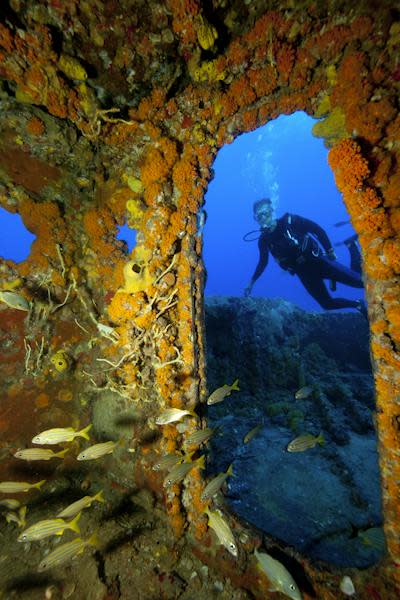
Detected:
[0,1,399,598]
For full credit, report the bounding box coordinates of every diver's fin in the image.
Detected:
[335,234,358,247]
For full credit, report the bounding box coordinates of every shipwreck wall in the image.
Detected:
[0,0,399,597]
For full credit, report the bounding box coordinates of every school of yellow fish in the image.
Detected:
[0,423,110,572]
[0,374,330,597]
[153,378,318,599]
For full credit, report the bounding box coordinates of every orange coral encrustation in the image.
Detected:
[329,137,400,583]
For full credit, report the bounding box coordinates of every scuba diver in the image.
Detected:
[244,198,367,318]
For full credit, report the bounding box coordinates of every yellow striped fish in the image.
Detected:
[286,433,324,453]
[254,547,302,600]
[0,480,46,494]
[207,379,240,405]
[57,490,104,519]
[37,532,98,572]
[77,441,117,461]
[243,424,263,444]
[32,424,92,445]
[204,508,238,557]
[5,506,27,528]
[14,448,69,461]
[183,427,216,450]
[163,455,205,487]
[18,512,81,542]
[155,408,196,425]
[0,290,30,311]
[152,453,185,472]
[201,464,233,501]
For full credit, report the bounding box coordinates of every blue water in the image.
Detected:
[0,212,136,263]
[0,207,36,263]
[203,111,364,312]
[117,224,136,252]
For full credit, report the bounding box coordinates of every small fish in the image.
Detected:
[287,433,324,453]
[57,490,105,519]
[155,408,196,425]
[254,547,302,600]
[18,512,81,542]
[14,448,69,461]
[77,441,117,461]
[204,507,238,557]
[207,379,240,405]
[0,499,21,510]
[32,424,92,445]
[340,575,356,596]
[0,290,30,311]
[243,424,263,444]
[152,453,185,471]
[358,527,386,551]
[183,427,216,449]
[333,220,350,227]
[294,385,314,400]
[163,455,205,487]
[37,532,98,572]
[201,464,233,501]
[0,479,46,494]
[4,511,19,525]
[5,506,27,528]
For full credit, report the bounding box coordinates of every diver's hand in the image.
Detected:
[327,248,337,261]
[244,285,253,297]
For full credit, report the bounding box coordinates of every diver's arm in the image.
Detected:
[245,234,269,295]
[294,215,335,256]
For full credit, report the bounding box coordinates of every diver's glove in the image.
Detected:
[326,248,337,261]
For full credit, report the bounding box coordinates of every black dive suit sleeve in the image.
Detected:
[251,232,269,283]
[292,215,333,253]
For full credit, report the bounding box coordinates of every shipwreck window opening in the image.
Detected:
[0,207,36,263]
[204,111,365,310]
[203,112,383,568]
[117,223,137,254]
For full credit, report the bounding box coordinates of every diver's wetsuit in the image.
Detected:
[251,213,363,310]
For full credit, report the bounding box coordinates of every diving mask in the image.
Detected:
[255,203,275,228]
